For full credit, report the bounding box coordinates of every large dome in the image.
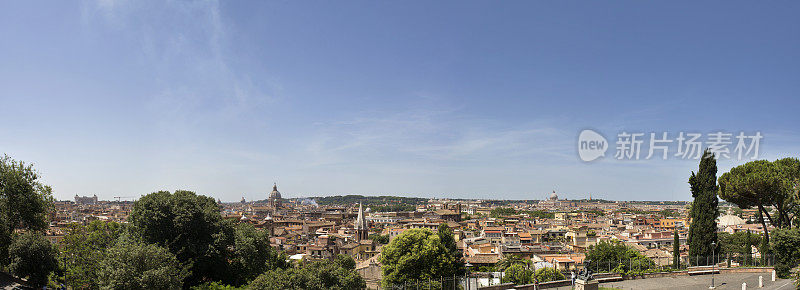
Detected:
[549,190,558,201]
[269,183,281,199]
[718,214,745,227]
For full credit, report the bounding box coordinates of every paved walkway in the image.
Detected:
[552,272,793,290]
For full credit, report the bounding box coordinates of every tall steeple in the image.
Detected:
[354,203,369,241]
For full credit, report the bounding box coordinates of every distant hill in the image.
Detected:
[309,195,427,212]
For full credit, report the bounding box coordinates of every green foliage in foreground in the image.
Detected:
[585,240,656,273]
[229,223,289,285]
[718,231,761,265]
[129,190,234,285]
[0,154,54,265]
[60,220,124,289]
[8,232,58,287]
[502,264,533,285]
[501,265,565,285]
[248,255,365,290]
[533,267,565,282]
[98,236,188,289]
[379,227,464,288]
[770,227,800,279]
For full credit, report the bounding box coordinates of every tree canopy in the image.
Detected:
[770,227,800,279]
[129,190,234,285]
[60,220,125,289]
[8,232,58,287]
[98,236,189,289]
[585,240,655,273]
[248,255,364,290]
[379,228,464,287]
[0,155,53,264]
[718,158,800,241]
[229,223,287,285]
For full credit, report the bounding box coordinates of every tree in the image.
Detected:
[0,155,53,264]
[497,254,528,271]
[718,231,760,266]
[229,223,286,286]
[98,237,188,289]
[248,255,364,290]
[770,227,800,278]
[379,228,464,288]
[8,232,58,287]
[369,233,389,244]
[60,220,124,289]
[490,207,517,218]
[585,240,655,273]
[533,267,565,282]
[672,229,680,268]
[501,263,533,285]
[437,223,465,276]
[688,149,719,264]
[718,158,800,243]
[129,190,234,285]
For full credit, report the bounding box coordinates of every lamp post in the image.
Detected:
[710,242,716,289]
[465,262,472,290]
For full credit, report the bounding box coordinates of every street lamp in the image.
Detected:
[710,242,716,289]
[465,262,473,290]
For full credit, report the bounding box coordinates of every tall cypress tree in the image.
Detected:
[673,228,680,268]
[687,149,719,266]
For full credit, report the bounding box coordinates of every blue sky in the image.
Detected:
[1,1,799,201]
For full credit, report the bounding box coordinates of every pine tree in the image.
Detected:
[687,149,719,266]
[673,228,680,268]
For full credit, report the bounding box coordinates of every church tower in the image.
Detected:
[269,183,282,208]
[354,203,369,241]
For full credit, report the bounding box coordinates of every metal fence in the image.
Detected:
[366,276,465,290]
[585,254,775,273]
[368,254,776,290]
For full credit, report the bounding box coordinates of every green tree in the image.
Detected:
[437,223,465,276]
[8,232,58,287]
[190,282,245,290]
[0,155,54,264]
[98,237,188,289]
[369,233,389,244]
[718,158,800,243]
[533,267,565,282]
[770,227,800,278]
[718,231,760,266]
[490,207,517,218]
[248,255,364,290]
[501,263,533,285]
[129,190,234,285]
[60,221,124,289]
[497,254,528,271]
[759,232,770,266]
[688,149,719,265]
[380,228,464,288]
[672,229,680,268]
[229,223,286,286]
[585,240,655,273]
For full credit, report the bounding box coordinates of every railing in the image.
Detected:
[369,254,775,289]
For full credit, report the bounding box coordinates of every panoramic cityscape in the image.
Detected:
[2,1,800,290]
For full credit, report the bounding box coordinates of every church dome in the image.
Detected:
[718,208,745,227]
[269,183,281,199]
[549,190,558,201]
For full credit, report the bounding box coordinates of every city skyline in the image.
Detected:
[2,1,800,201]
